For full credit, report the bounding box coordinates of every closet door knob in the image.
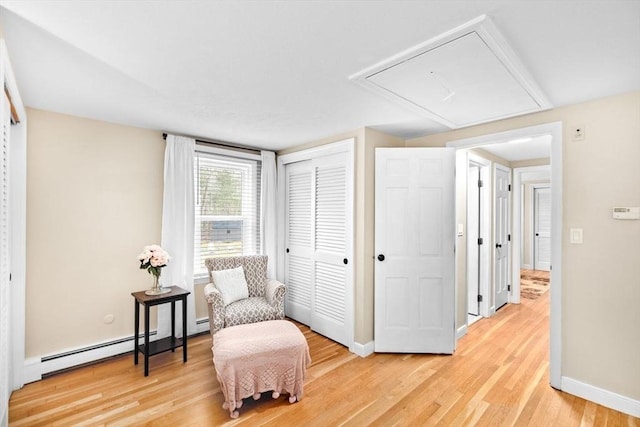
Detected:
[343,258,348,265]
[377,254,385,261]
[286,248,290,253]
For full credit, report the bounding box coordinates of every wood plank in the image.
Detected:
[9,292,639,425]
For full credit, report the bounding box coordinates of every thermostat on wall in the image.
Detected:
[612,207,640,220]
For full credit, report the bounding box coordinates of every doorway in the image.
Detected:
[448,121,562,389]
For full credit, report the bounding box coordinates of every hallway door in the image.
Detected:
[533,185,551,271]
[494,165,511,309]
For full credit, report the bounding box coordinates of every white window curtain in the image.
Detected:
[260,150,277,278]
[158,134,197,338]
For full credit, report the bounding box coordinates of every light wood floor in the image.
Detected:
[9,292,639,426]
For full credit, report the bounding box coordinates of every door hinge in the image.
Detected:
[477,237,483,245]
[478,179,483,188]
[477,295,483,302]
[508,284,511,292]
[508,234,511,242]
[508,184,512,191]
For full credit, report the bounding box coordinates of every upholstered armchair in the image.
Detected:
[203,255,286,335]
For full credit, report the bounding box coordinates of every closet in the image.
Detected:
[278,139,353,348]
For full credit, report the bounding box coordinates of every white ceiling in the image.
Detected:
[478,135,551,162]
[0,1,638,151]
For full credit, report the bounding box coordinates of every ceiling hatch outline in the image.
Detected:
[349,15,552,129]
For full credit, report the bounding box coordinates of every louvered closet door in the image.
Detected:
[0,93,10,423]
[284,150,352,347]
[311,152,351,346]
[284,161,313,325]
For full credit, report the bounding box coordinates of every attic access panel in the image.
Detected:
[351,15,551,129]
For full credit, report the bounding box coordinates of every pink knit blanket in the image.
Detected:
[212,320,311,418]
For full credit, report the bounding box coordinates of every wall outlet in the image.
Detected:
[572,125,585,141]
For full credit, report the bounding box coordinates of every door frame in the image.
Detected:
[466,153,491,318]
[447,121,563,389]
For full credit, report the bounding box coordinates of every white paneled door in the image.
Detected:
[494,165,511,310]
[284,146,353,348]
[534,186,551,271]
[374,148,455,354]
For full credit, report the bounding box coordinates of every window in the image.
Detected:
[194,148,261,278]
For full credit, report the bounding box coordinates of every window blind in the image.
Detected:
[193,150,261,278]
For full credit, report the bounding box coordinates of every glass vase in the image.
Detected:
[145,273,171,296]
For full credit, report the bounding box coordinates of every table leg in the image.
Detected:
[171,301,176,352]
[182,296,188,363]
[144,304,150,377]
[134,300,139,365]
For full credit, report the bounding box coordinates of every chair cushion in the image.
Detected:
[224,297,278,328]
[211,266,249,306]
[206,256,267,297]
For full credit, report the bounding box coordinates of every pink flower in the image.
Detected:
[138,244,171,273]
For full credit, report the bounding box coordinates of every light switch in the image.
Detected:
[457,223,464,236]
[570,228,583,244]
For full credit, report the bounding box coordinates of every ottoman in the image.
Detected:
[212,319,311,418]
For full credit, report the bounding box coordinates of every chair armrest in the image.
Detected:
[204,283,225,335]
[265,279,286,319]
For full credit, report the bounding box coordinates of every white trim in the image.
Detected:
[194,143,261,161]
[277,138,354,168]
[561,376,640,418]
[22,358,41,385]
[352,341,374,358]
[447,121,562,389]
[456,324,468,340]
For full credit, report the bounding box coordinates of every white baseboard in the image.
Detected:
[457,324,468,340]
[561,376,640,418]
[23,357,42,384]
[352,341,374,357]
[25,318,211,382]
[40,337,137,376]
[196,318,211,334]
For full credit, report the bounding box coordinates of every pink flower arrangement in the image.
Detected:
[138,244,171,278]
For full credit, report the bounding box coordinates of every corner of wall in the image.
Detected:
[561,376,640,418]
[352,341,375,358]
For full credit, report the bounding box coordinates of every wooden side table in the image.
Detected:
[132,285,190,376]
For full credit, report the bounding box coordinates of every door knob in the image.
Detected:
[286,248,290,253]
[377,254,385,261]
[496,244,502,248]
[343,258,348,265]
